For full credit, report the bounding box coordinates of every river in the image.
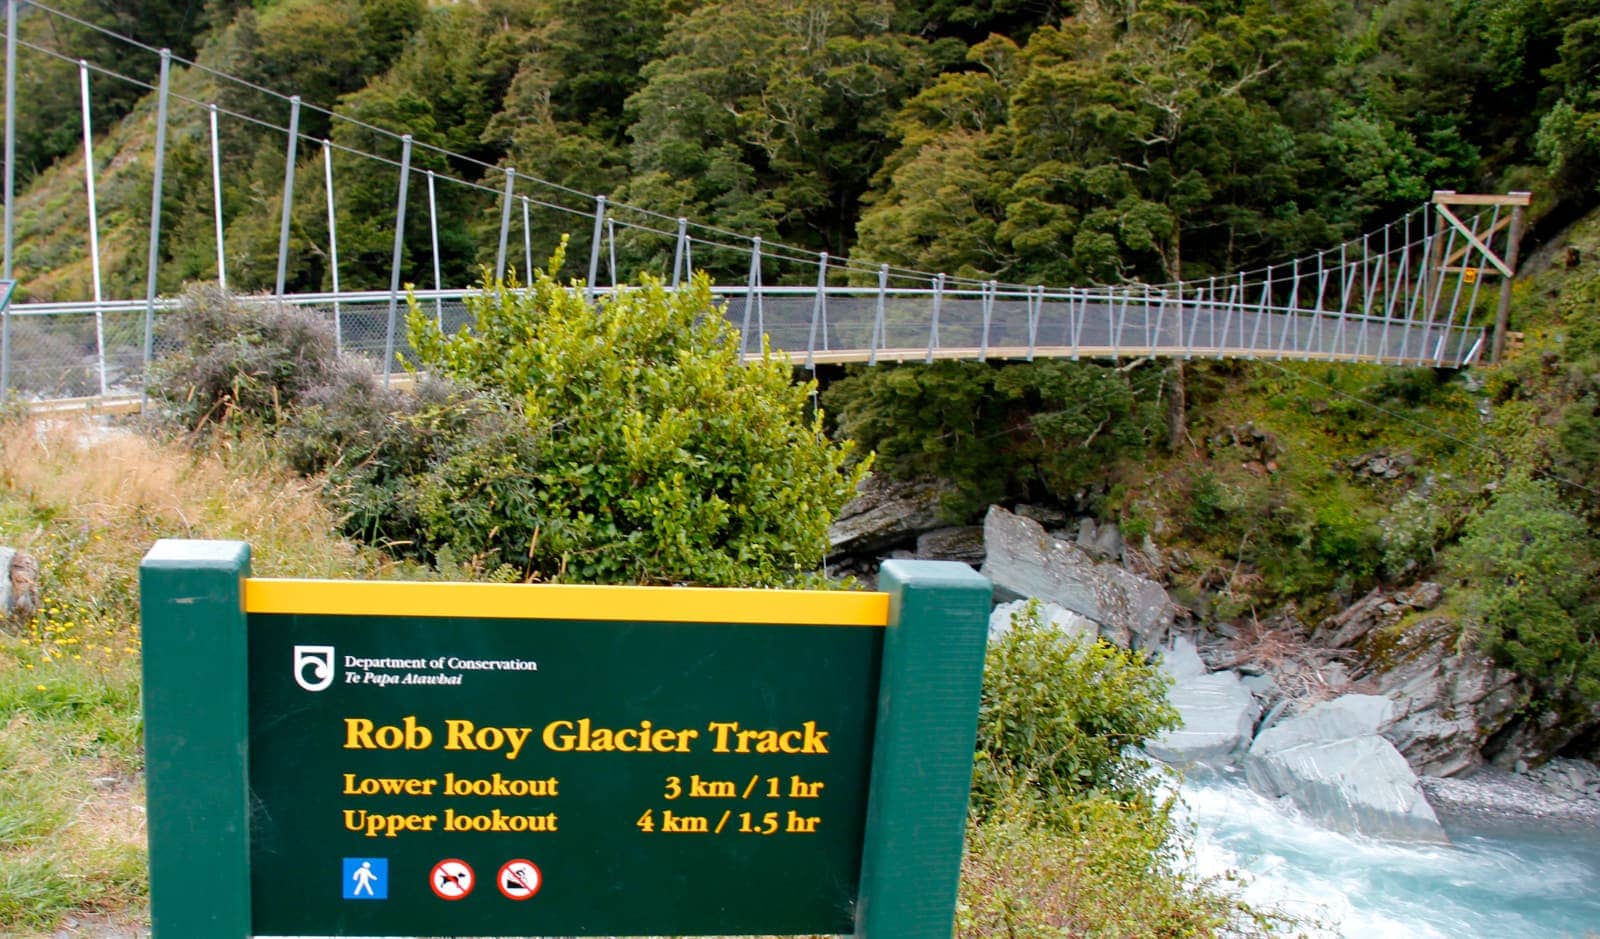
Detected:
[1178,776,1600,937]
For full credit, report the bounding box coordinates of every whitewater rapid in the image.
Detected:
[1177,776,1600,937]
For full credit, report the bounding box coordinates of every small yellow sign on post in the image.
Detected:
[1463,267,1479,284]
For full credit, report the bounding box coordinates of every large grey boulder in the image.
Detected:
[987,599,1097,644]
[1,547,39,628]
[1160,634,1208,682]
[980,506,1176,649]
[1375,617,1522,777]
[1256,693,1395,744]
[1146,637,1260,767]
[1245,694,1446,841]
[828,475,951,556]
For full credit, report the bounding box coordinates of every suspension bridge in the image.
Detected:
[0,1,1530,406]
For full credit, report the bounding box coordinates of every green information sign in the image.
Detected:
[251,613,880,935]
[141,541,991,938]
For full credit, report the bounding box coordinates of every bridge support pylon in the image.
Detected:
[1431,191,1530,364]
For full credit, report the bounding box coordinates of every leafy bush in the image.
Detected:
[959,791,1282,939]
[1451,474,1600,703]
[961,603,1283,937]
[972,600,1178,816]
[401,258,866,586]
[151,285,367,431]
[280,375,540,576]
[1380,483,1472,577]
[1310,499,1382,582]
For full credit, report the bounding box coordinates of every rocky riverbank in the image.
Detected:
[827,477,1600,839]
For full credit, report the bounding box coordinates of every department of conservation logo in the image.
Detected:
[293,645,336,692]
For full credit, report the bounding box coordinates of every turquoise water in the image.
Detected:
[1179,779,1600,937]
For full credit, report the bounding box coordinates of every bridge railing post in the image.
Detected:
[141,49,171,408]
[3,0,15,288]
[979,280,993,362]
[274,95,300,301]
[1490,202,1527,364]
[672,217,688,289]
[1110,286,1123,357]
[1286,258,1305,359]
[427,170,441,327]
[607,215,618,290]
[210,105,227,293]
[1395,212,1420,363]
[1141,283,1152,351]
[1150,282,1167,357]
[1376,224,1394,363]
[1435,211,1474,364]
[495,167,515,284]
[381,134,413,389]
[806,252,828,371]
[1069,287,1081,360]
[1358,233,1381,362]
[868,263,886,367]
[79,60,106,397]
[586,194,607,303]
[1185,281,1203,358]
[2,0,13,398]
[1246,265,1270,360]
[323,142,343,350]
[925,272,943,364]
[1026,284,1040,361]
[1220,275,1241,359]
[741,236,762,358]
[1326,244,1343,359]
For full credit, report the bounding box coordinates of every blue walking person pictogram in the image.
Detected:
[343,858,388,899]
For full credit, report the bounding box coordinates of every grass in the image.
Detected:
[0,413,387,935]
[0,653,145,932]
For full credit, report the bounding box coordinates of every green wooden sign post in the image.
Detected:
[141,540,990,938]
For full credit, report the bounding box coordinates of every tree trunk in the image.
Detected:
[1165,360,1187,452]
[1164,236,1186,451]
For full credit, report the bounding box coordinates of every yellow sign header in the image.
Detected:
[243,578,889,627]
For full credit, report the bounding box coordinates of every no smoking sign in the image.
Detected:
[498,859,542,900]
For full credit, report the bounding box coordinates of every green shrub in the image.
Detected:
[280,375,540,575]
[400,257,866,586]
[959,791,1283,939]
[151,285,366,432]
[1451,473,1600,703]
[1380,483,1471,577]
[963,605,1283,937]
[1310,498,1381,581]
[972,600,1178,816]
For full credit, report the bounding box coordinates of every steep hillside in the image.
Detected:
[9,0,1600,300]
[824,202,1600,762]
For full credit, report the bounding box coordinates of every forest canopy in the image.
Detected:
[8,0,1600,301]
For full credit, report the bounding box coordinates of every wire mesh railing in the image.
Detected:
[0,284,1487,403]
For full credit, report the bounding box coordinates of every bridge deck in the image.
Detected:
[790,345,1453,368]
